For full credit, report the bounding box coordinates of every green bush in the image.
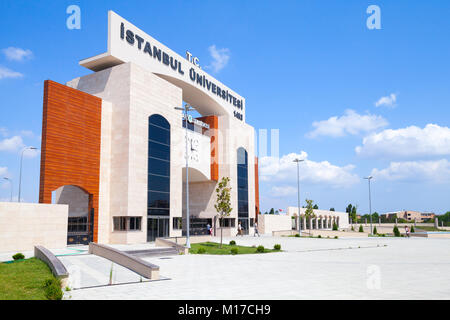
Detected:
[12,253,25,260]
[334,236,338,239]
[230,247,238,255]
[295,233,300,237]
[43,278,63,300]
[351,226,355,231]
[197,247,206,254]
[373,226,377,234]
[229,240,236,245]
[274,244,281,250]
[410,225,415,233]
[332,223,338,231]
[359,225,364,232]
[393,225,401,237]
[317,235,322,238]
[256,245,265,253]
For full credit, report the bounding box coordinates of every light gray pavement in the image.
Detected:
[65,236,450,300]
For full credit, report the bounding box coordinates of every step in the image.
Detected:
[124,247,178,257]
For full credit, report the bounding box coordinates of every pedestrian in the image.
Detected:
[206,223,211,236]
[237,221,243,236]
[254,222,260,237]
[405,226,410,238]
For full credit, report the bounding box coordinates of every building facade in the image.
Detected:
[39,11,259,245]
[382,211,436,223]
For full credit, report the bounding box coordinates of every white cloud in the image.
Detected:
[371,159,450,183]
[307,109,388,138]
[0,66,23,80]
[0,167,8,177]
[0,128,8,137]
[206,45,230,73]
[260,151,359,188]
[356,124,450,158]
[2,47,33,61]
[375,93,397,108]
[0,136,24,152]
[270,185,297,197]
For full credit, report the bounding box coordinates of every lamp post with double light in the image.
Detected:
[293,158,304,236]
[364,176,373,235]
[175,103,196,248]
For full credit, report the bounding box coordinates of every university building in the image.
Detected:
[38,11,259,245]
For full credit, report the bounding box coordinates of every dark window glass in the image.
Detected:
[148,114,171,222]
[149,125,170,145]
[237,147,249,218]
[148,191,170,209]
[148,175,170,193]
[148,141,170,161]
[148,208,170,216]
[150,114,170,129]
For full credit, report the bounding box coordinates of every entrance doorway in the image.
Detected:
[52,185,93,245]
[147,217,169,242]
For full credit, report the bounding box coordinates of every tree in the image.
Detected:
[373,226,377,234]
[330,208,335,211]
[359,225,364,232]
[304,199,316,236]
[214,177,233,248]
[346,204,357,223]
[269,208,275,215]
[393,225,400,237]
[313,204,319,210]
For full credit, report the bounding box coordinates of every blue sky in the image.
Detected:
[1,1,449,215]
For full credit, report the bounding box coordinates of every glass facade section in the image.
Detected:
[237,147,248,219]
[148,115,170,217]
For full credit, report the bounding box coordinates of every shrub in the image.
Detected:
[351,226,355,231]
[317,235,321,238]
[256,245,265,253]
[197,247,206,254]
[273,244,281,250]
[393,225,401,237]
[230,247,238,255]
[43,278,63,300]
[12,253,25,260]
[295,233,300,237]
[410,226,415,233]
[229,240,236,245]
[334,236,338,239]
[373,226,378,234]
[332,223,338,231]
[359,225,364,232]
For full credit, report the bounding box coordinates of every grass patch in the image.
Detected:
[0,258,59,300]
[416,226,446,232]
[189,242,279,255]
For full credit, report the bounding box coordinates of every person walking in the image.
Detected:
[237,221,243,236]
[206,223,211,236]
[405,225,410,238]
[254,222,260,237]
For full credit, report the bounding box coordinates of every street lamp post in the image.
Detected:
[18,146,37,202]
[3,177,13,202]
[293,159,304,236]
[175,103,196,249]
[364,176,373,235]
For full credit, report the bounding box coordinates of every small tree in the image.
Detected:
[359,225,364,232]
[329,208,335,211]
[373,226,378,234]
[410,225,415,233]
[304,199,316,236]
[214,177,233,248]
[393,225,400,237]
[332,222,338,231]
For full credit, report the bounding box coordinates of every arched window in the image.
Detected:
[237,147,248,232]
[148,114,170,216]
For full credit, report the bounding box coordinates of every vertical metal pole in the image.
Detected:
[368,178,373,235]
[18,149,25,202]
[297,161,301,236]
[185,108,191,248]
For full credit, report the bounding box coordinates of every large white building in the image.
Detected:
[38,11,259,245]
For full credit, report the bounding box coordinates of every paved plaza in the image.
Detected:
[62,236,450,300]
